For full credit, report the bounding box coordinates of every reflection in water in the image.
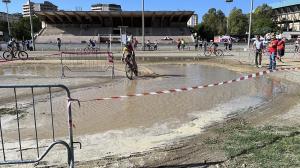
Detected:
[0,64,60,77]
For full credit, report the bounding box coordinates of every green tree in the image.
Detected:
[252,4,277,35]
[200,8,227,39]
[228,7,248,36]
[0,21,8,33]
[11,16,41,40]
[195,22,214,40]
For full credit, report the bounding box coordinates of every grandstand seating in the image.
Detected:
[36,25,193,43]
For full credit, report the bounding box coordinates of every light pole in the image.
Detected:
[225,0,233,35]
[247,0,254,49]
[142,0,145,51]
[28,0,35,50]
[2,0,11,38]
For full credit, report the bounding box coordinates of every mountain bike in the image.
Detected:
[2,47,28,61]
[124,54,138,80]
[204,47,223,56]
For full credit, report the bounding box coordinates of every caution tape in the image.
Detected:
[80,67,299,102]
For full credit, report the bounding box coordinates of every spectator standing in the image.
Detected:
[268,36,278,70]
[277,37,285,62]
[106,40,110,50]
[253,35,263,68]
[154,40,158,50]
[203,40,208,52]
[181,38,186,50]
[294,39,299,52]
[224,39,228,50]
[176,38,181,50]
[26,40,30,51]
[194,39,199,50]
[228,37,233,50]
[146,40,151,51]
[22,40,26,51]
[57,38,62,51]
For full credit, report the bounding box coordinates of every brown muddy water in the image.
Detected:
[0,63,298,165]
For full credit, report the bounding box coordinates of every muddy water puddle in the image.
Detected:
[0,64,61,77]
[0,63,296,138]
[69,64,296,135]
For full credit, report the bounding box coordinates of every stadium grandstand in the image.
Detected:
[271,0,300,39]
[35,10,194,44]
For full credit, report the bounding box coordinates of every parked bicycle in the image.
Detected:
[2,46,28,61]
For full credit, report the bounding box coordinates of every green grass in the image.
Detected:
[205,120,300,167]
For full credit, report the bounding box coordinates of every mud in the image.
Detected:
[0,55,300,167]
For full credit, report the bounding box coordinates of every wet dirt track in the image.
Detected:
[0,62,299,167]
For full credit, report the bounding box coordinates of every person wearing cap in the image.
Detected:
[268,36,278,70]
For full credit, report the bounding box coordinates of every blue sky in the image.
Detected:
[1,0,282,19]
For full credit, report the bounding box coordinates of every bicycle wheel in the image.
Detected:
[215,49,223,56]
[204,50,212,56]
[2,51,13,61]
[125,63,134,80]
[18,51,28,60]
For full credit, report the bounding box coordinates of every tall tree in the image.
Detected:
[228,7,248,36]
[195,22,214,40]
[252,4,277,35]
[11,16,42,40]
[201,8,227,39]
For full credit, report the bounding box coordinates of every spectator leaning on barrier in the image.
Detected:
[268,36,278,70]
[253,35,263,68]
[277,37,285,62]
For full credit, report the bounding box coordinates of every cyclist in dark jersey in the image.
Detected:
[122,42,138,76]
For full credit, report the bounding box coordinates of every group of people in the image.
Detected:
[145,40,158,51]
[7,38,33,51]
[253,35,285,70]
[176,38,186,50]
[223,38,233,50]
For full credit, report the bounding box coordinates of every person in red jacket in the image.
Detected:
[268,36,278,70]
[277,37,285,62]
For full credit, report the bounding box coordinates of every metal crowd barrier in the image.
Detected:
[60,51,115,78]
[0,84,78,168]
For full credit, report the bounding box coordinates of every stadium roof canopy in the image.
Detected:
[270,0,300,9]
[36,11,194,26]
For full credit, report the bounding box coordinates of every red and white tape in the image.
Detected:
[81,67,299,102]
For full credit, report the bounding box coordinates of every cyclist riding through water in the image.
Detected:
[122,41,138,76]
